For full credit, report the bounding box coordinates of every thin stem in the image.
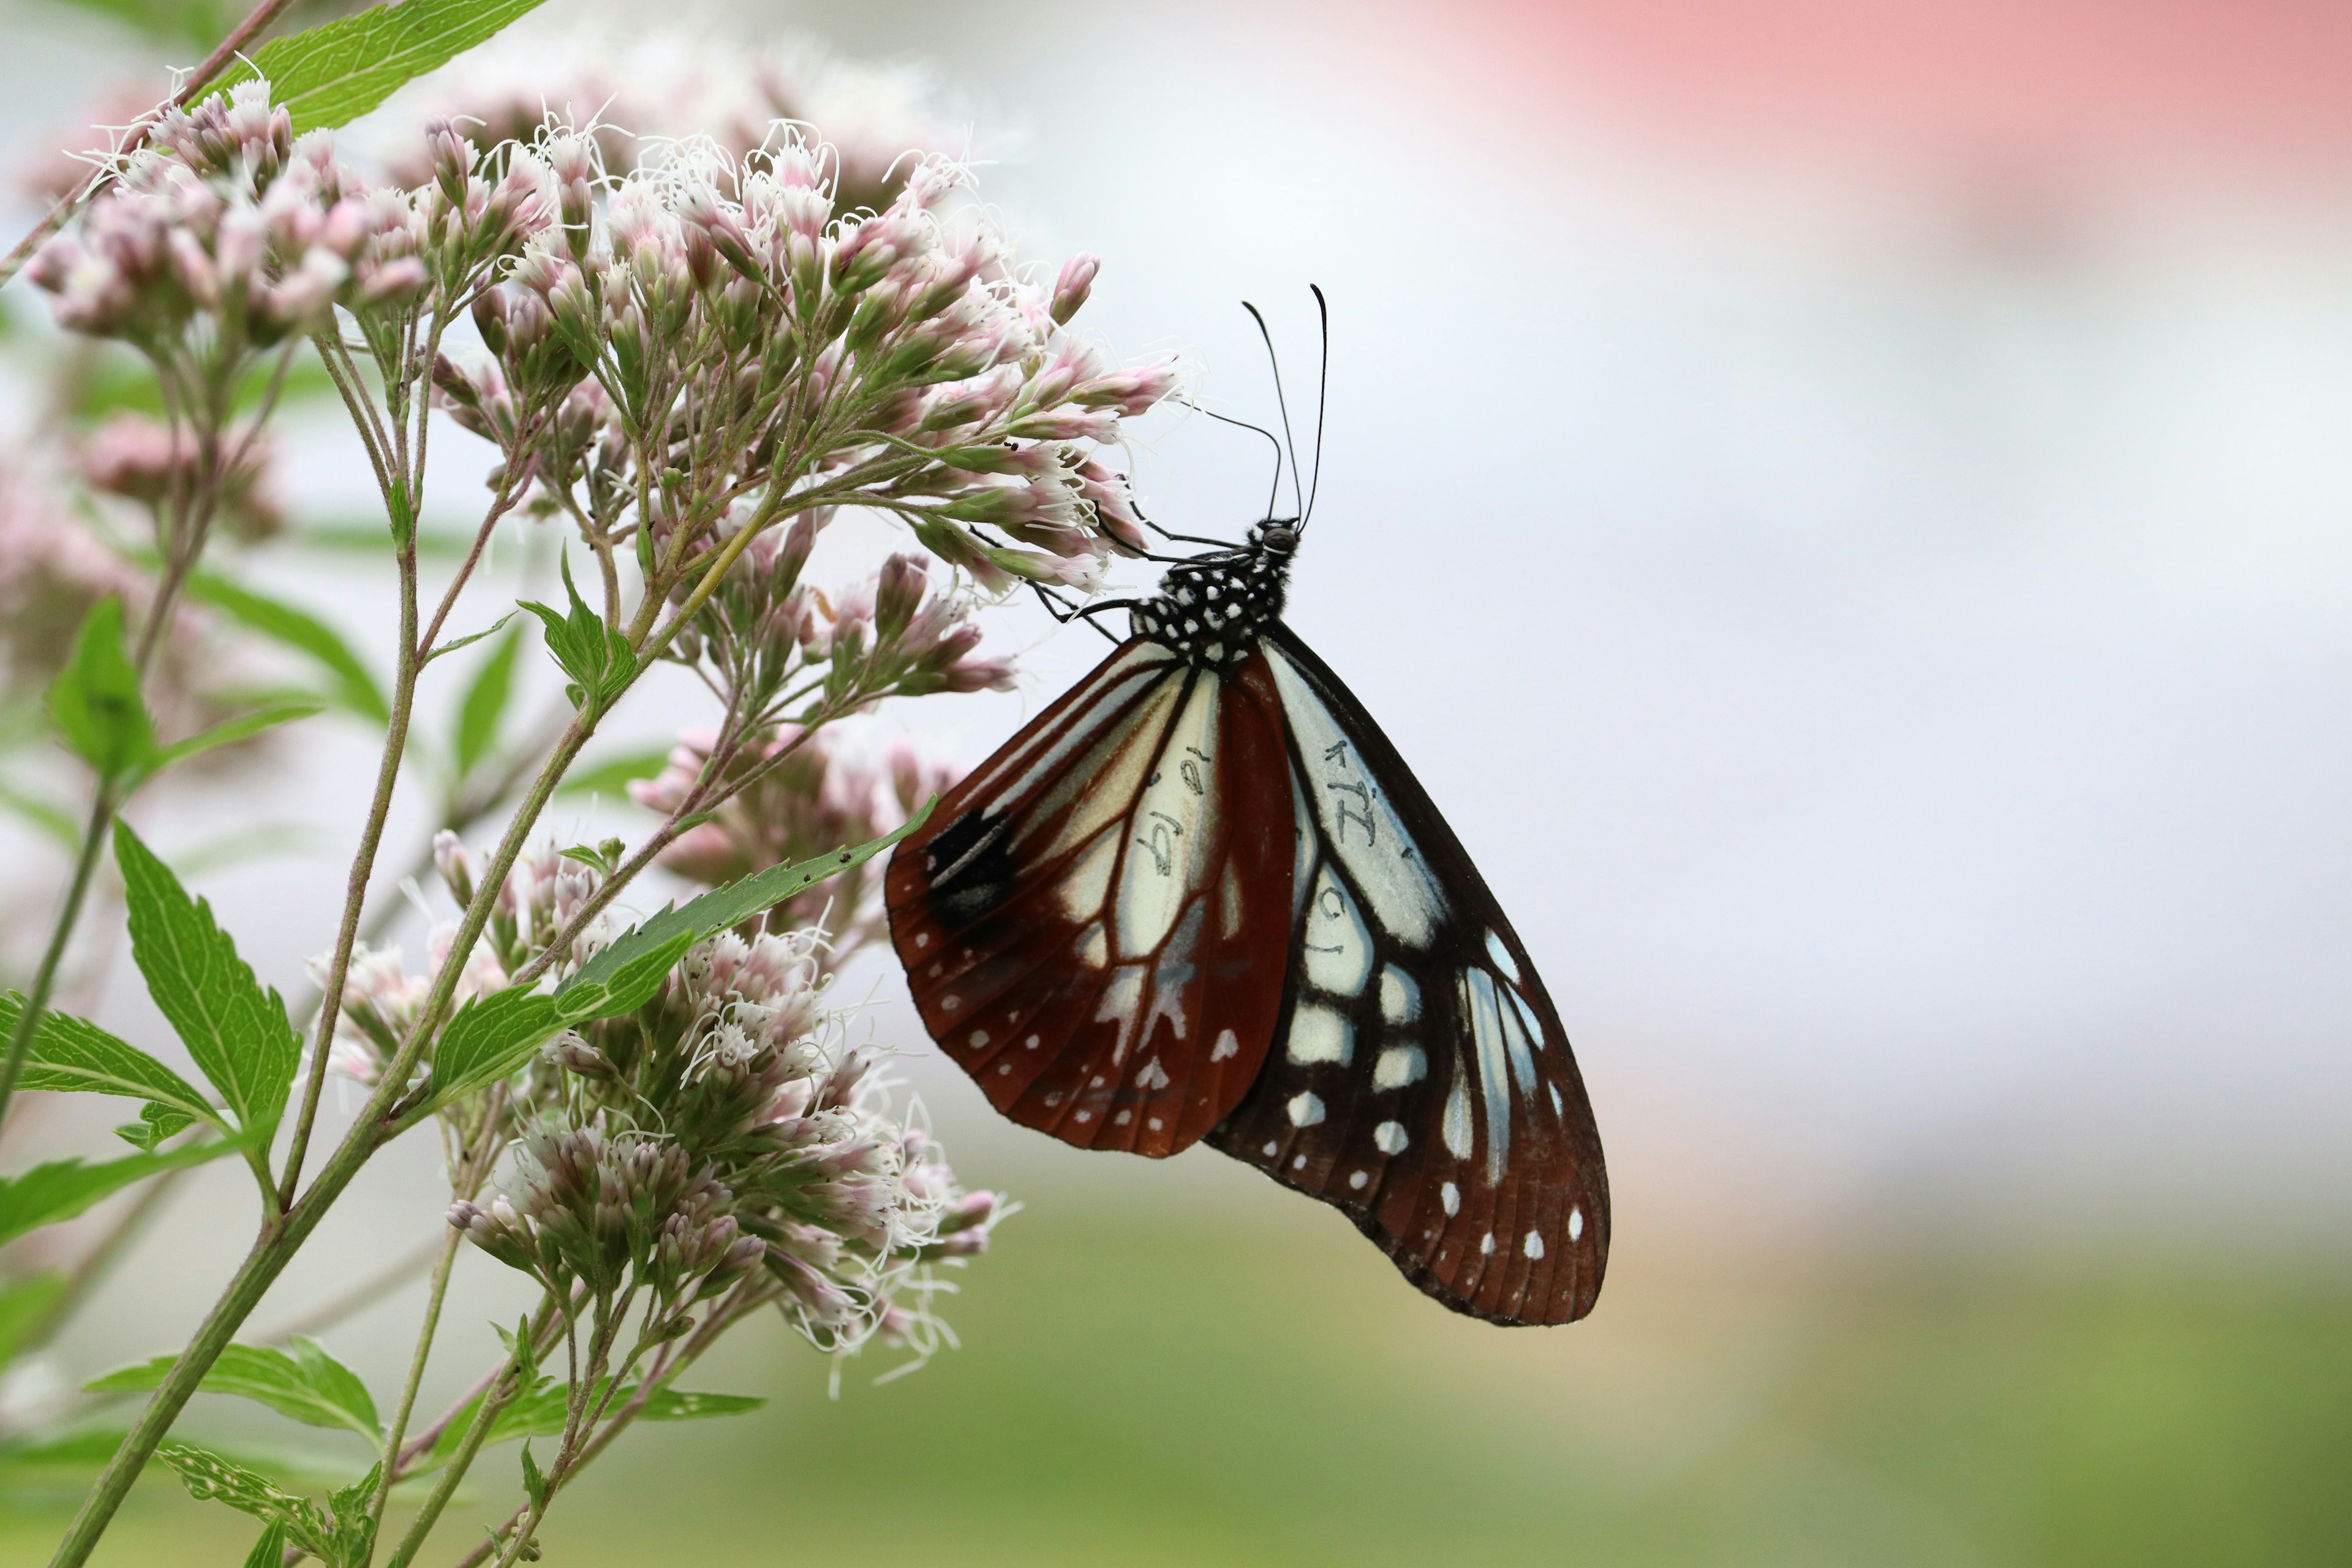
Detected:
[362,1226,462,1553]
[379,1328,537,1568]
[0,785,116,1126]
[277,469,423,1207]
[0,0,303,292]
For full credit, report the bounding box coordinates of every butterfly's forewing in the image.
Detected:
[886,640,1297,1155]
[1205,627,1610,1325]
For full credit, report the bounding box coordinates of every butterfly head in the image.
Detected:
[1253,519,1301,558]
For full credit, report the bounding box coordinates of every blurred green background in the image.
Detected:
[4,1187,2345,1566]
[3,0,2351,1562]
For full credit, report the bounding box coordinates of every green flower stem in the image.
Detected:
[0,782,120,1126]
[361,1224,462,1552]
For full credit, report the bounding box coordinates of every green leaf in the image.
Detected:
[0,1425,130,1476]
[557,801,933,1006]
[550,930,695,1025]
[87,1337,381,1441]
[553,745,671,798]
[327,1463,380,1564]
[0,1140,242,1249]
[116,1100,197,1153]
[423,987,564,1109]
[113,823,300,1147]
[207,0,554,134]
[47,598,155,778]
[154,1442,333,1559]
[146,701,325,775]
[429,611,518,663]
[240,1521,288,1568]
[0,1272,65,1368]
[518,553,636,715]
[453,622,522,778]
[518,1440,548,1510]
[187,573,388,723]
[0,992,219,1133]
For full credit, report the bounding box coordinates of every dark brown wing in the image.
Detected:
[1206,626,1610,1325]
[887,640,1297,1155]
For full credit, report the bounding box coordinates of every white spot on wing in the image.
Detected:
[1484,930,1521,983]
[1075,925,1107,970]
[1378,965,1419,1025]
[1348,1170,1368,1190]
[1479,1232,1495,1256]
[1286,1091,1325,1127]
[1524,1230,1544,1259]
[1095,965,1145,1064]
[1373,1045,1425,1090]
[1441,1181,1460,1216]
[1211,1028,1240,1061]
[1569,1206,1585,1242]
[1135,1057,1170,1090]
[1219,861,1243,940]
[1285,1005,1352,1066]
[1507,986,1546,1052]
[969,1030,989,1048]
[1373,1120,1408,1154]
[1442,1068,1473,1159]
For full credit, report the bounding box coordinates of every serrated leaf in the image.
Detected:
[47,598,154,778]
[550,930,694,1025]
[154,1442,333,1559]
[0,1272,65,1368]
[88,1337,380,1441]
[453,622,522,777]
[115,1099,197,1152]
[0,1140,242,1249]
[0,992,220,1133]
[187,573,387,723]
[557,801,933,1005]
[518,553,635,715]
[146,701,325,776]
[113,823,300,1148]
[423,987,564,1109]
[553,745,671,798]
[206,0,554,134]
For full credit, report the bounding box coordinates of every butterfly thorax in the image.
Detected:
[1130,521,1298,670]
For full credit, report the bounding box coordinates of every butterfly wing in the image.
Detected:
[1205,625,1610,1325]
[886,639,1298,1155]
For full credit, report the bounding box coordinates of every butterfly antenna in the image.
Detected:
[1303,284,1330,530]
[1177,396,1284,529]
[1242,300,1307,521]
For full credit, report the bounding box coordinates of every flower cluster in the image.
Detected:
[78,412,282,543]
[630,723,960,957]
[433,123,1179,595]
[373,23,952,211]
[31,84,396,351]
[454,921,999,1357]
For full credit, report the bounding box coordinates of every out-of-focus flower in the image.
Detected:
[78,412,282,542]
[371,25,957,211]
[628,725,961,960]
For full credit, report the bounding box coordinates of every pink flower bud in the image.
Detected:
[873,553,927,639]
[1050,252,1099,325]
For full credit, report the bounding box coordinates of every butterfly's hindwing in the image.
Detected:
[887,640,1297,1156]
[1205,627,1610,1325]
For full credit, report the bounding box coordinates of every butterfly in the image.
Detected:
[884,304,1607,1325]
